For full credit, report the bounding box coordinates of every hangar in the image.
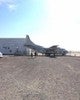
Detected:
[0,36,30,55]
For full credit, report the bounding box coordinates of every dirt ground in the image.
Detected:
[0,56,80,100]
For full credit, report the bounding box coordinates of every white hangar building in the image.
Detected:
[0,35,31,55]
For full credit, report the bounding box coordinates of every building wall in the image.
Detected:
[67,51,80,56]
[0,38,29,55]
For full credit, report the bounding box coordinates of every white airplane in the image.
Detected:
[25,35,68,57]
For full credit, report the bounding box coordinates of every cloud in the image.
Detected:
[7,4,17,11]
[0,0,14,4]
[0,0,17,11]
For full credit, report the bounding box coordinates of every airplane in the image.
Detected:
[24,35,68,57]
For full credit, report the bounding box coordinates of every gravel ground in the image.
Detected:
[0,56,80,100]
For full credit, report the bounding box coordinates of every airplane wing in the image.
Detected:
[49,45,58,49]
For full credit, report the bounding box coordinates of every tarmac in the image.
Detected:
[0,56,80,100]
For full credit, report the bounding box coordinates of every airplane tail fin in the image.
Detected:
[26,35,30,41]
[26,35,35,46]
[25,35,46,53]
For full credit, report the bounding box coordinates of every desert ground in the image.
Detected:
[0,56,80,100]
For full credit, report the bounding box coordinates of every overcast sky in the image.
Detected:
[0,0,80,51]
